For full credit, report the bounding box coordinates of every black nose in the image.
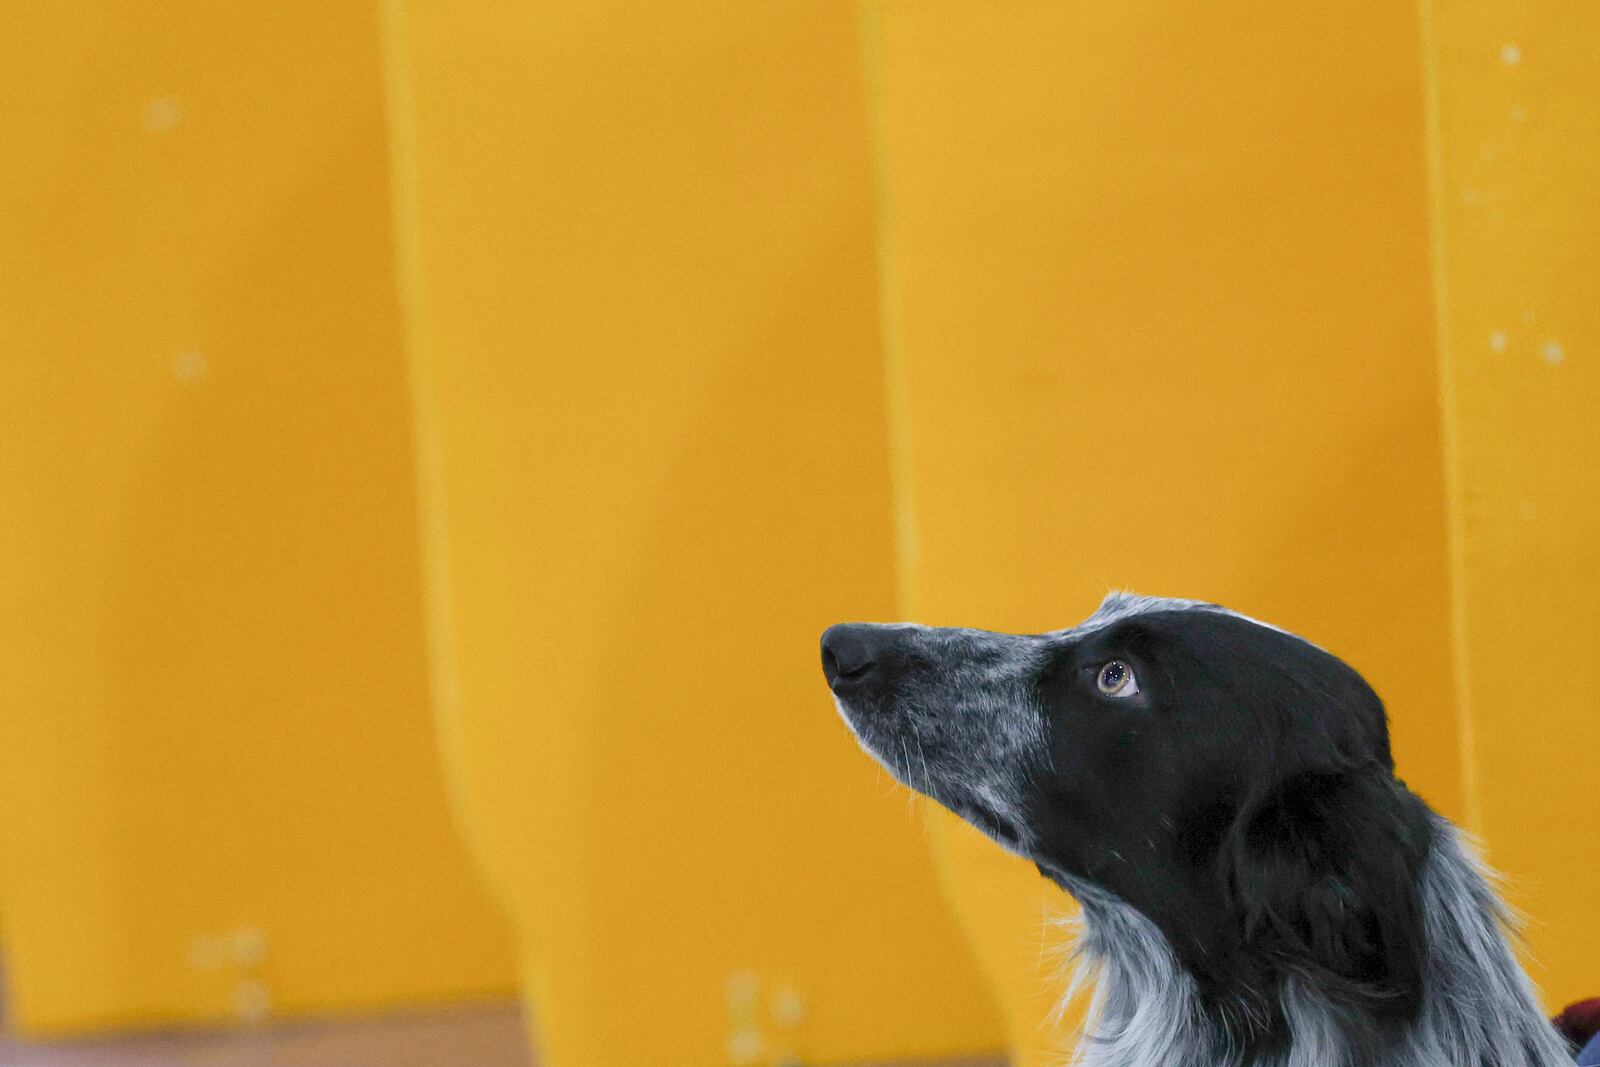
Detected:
[821,623,895,693]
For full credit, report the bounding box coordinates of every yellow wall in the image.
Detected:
[865,1,1465,1060]
[0,1,516,1036]
[1,0,1592,1057]
[381,1,1003,1063]
[1422,0,1600,1010]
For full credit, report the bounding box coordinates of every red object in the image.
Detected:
[1555,999,1600,1050]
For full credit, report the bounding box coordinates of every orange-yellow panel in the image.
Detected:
[1421,0,1600,1010]
[0,1,515,1036]
[867,1,1462,1061]
[380,1,1003,1064]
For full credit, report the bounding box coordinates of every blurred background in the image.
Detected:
[0,1,1595,1065]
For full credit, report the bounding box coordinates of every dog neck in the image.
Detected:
[1054,822,1570,1067]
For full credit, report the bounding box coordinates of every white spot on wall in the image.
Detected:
[725,970,770,1064]
[1489,330,1509,353]
[1509,105,1526,123]
[1542,340,1565,365]
[173,350,208,382]
[229,927,267,967]
[727,1028,764,1064]
[233,979,271,1024]
[1500,43,1522,66]
[1520,502,1538,521]
[143,97,182,133]
[770,986,806,1028]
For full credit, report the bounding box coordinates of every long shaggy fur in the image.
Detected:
[1059,823,1570,1067]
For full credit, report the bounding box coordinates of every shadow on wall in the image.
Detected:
[94,100,514,1024]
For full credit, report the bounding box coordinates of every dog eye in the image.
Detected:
[1096,660,1140,697]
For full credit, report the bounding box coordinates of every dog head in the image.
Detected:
[822,592,1433,1027]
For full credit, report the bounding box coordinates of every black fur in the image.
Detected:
[1021,611,1436,1056]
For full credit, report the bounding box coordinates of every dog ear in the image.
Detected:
[1220,770,1431,1009]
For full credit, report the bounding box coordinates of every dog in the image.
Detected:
[821,592,1571,1067]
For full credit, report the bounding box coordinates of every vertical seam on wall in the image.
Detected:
[375,0,495,881]
[859,0,922,621]
[1416,0,1483,834]
[857,4,1017,1056]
